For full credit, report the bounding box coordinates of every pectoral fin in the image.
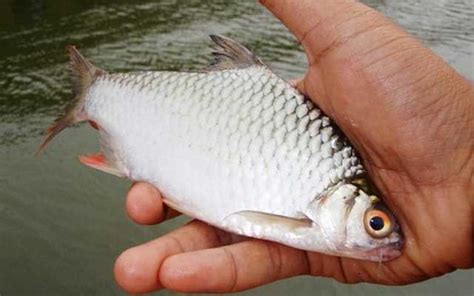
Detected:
[78,153,123,177]
[225,211,312,230]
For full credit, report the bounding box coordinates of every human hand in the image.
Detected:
[114,0,474,293]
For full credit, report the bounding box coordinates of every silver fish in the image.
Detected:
[39,35,402,261]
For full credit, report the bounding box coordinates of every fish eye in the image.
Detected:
[364,209,393,238]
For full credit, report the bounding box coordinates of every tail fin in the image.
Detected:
[37,46,105,154]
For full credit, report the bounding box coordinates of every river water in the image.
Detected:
[0,0,472,295]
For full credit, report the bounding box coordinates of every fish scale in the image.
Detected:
[39,36,402,261]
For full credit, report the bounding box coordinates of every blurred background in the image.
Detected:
[0,0,472,295]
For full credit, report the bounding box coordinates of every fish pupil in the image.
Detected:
[370,216,384,231]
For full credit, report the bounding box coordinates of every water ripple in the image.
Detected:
[0,0,471,146]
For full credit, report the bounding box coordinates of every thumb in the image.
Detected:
[258,0,419,121]
[260,0,472,190]
[259,0,419,159]
[259,0,389,65]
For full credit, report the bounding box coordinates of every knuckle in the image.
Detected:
[222,248,239,292]
[265,243,283,281]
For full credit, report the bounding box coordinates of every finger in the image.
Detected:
[114,220,231,294]
[259,0,400,65]
[126,182,180,225]
[259,0,407,129]
[260,0,466,176]
[159,240,309,293]
[287,78,302,88]
[288,77,307,96]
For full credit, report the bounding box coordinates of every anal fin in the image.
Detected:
[78,153,123,177]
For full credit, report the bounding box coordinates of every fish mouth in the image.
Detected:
[362,241,403,262]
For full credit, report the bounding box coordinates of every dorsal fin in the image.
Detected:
[205,35,264,71]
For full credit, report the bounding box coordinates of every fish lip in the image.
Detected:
[362,241,403,262]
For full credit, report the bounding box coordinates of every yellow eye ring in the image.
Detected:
[364,209,393,238]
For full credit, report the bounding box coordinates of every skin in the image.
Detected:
[113,0,474,293]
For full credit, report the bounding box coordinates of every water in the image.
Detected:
[0,0,472,295]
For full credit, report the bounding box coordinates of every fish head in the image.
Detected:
[307,183,403,261]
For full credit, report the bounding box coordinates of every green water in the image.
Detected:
[0,0,472,295]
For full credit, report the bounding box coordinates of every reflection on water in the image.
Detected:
[0,0,472,295]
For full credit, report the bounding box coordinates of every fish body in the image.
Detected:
[40,35,402,261]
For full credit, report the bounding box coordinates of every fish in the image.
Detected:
[38,35,403,261]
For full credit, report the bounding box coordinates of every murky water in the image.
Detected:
[0,0,472,295]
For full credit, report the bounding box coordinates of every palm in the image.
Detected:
[114,0,473,293]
